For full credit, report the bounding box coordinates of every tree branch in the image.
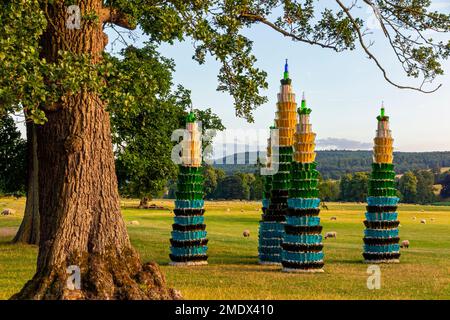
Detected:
[335,0,441,93]
[100,7,134,30]
[239,12,340,51]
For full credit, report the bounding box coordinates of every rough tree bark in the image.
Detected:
[12,0,178,300]
[13,121,40,245]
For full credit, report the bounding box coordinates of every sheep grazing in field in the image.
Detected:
[420,219,426,224]
[324,231,337,239]
[1,208,15,216]
[330,216,337,221]
[400,240,410,248]
[129,220,140,226]
[243,230,250,238]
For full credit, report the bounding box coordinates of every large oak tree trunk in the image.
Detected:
[13,122,40,245]
[12,0,177,300]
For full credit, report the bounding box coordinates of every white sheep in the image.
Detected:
[420,219,426,224]
[1,208,15,215]
[129,220,140,226]
[400,240,410,248]
[243,229,250,238]
[324,231,337,239]
[330,216,337,221]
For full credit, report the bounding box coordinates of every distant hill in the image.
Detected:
[212,150,450,179]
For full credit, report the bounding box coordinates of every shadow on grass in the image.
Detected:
[0,238,13,245]
[135,215,173,222]
[122,206,171,212]
[329,258,366,265]
[159,255,261,267]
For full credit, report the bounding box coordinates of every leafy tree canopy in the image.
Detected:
[215,174,248,199]
[0,114,27,195]
[110,45,184,198]
[319,179,340,201]
[1,0,450,124]
[398,170,418,203]
[414,169,437,204]
[109,45,225,198]
[440,172,450,199]
[339,171,369,202]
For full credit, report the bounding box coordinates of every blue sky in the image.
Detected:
[111,1,450,154]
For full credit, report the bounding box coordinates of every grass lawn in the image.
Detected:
[1,197,449,299]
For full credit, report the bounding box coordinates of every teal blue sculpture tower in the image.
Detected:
[258,60,297,264]
[281,94,324,272]
[363,106,400,263]
[170,111,208,266]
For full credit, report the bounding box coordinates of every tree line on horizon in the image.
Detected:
[213,150,450,180]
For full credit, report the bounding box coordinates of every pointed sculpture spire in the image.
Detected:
[186,103,196,123]
[281,59,292,85]
[377,101,389,121]
[301,92,306,109]
[284,59,289,80]
[298,91,312,115]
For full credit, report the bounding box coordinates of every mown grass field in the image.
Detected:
[0,197,449,300]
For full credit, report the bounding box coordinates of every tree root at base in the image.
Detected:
[11,253,182,300]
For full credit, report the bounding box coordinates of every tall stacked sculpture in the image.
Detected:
[170,111,208,266]
[258,61,297,264]
[261,130,273,212]
[363,106,400,263]
[281,94,324,272]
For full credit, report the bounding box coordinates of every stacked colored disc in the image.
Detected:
[262,175,272,211]
[363,107,400,263]
[282,95,324,272]
[259,145,293,264]
[261,135,273,212]
[258,60,297,265]
[170,112,208,266]
[293,98,317,163]
[275,62,297,146]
